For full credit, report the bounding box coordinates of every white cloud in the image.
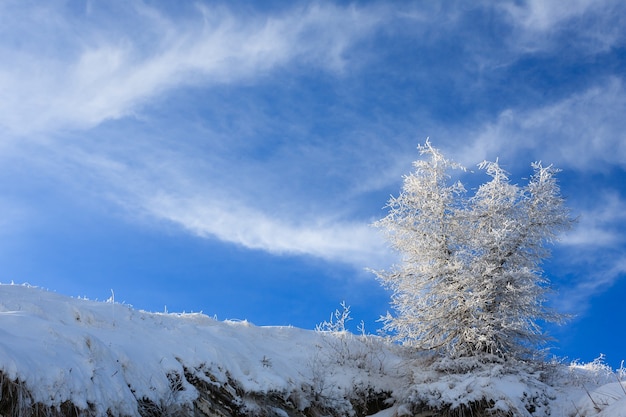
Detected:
[502,0,597,32]
[2,0,624,279]
[499,0,625,53]
[143,191,391,269]
[552,251,626,316]
[0,2,386,135]
[32,137,393,270]
[561,193,626,248]
[546,192,626,316]
[453,78,626,171]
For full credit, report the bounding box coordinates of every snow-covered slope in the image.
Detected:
[0,284,402,416]
[0,284,624,417]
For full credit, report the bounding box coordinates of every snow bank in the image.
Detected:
[574,382,626,417]
[0,284,402,416]
[0,284,322,414]
[1,284,624,417]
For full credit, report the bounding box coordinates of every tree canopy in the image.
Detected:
[374,140,573,360]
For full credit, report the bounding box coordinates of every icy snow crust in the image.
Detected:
[0,284,624,416]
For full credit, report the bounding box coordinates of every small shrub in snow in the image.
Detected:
[315,301,352,333]
[315,302,388,372]
[569,355,617,386]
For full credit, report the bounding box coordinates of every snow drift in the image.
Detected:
[0,284,624,416]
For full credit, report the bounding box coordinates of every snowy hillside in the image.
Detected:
[0,284,624,417]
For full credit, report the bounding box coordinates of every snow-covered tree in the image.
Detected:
[374,141,573,360]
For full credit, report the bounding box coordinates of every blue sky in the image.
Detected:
[1,0,625,367]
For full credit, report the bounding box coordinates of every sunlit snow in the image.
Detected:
[0,284,624,416]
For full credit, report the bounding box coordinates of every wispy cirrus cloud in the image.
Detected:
[502,0,599,31]
[145,191,390,269]
[0,0,402,270]
[552,243,626,316]
[452,77,626,171]
[0,0,395,268]
[0,2,386,135]
[562,192,626,248]
[1,0,624,278]
[28,130,393,270]
[499,0,626,53]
